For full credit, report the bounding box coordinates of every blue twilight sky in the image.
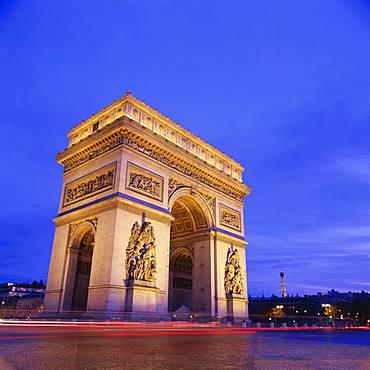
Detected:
[1,0,370,296]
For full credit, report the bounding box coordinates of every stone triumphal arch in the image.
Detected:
[44,93,251,322]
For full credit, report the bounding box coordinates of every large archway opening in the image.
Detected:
[71,229,94,311]
[168,194,212,318]
[169,247,193,312]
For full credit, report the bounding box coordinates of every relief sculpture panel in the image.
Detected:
[126,221,157,284]
[63,163,116,207]
[126,162,164,202]
[224,246,244,295]
[219,204,241,232]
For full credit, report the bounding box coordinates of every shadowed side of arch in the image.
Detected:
[168,247,194,312]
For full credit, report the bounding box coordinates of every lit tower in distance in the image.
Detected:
[280,270,287,298]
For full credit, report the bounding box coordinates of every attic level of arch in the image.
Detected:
[65,94,244,182]
[58,123,249,204]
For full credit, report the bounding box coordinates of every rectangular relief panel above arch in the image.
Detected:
[62,162,117,208]
[125,162,164,202]
[219,204,242,232]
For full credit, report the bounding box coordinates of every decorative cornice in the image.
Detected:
[59,127,250,202]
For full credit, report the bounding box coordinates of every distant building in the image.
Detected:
[0,281,46,305]
[249,290,370,326]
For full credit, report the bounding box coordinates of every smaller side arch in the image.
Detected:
[68,220,96,250]
[62,220,96,312]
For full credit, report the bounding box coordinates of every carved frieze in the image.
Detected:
[219,204,241,232]
[126,162,164,202]
[62,131,246,202]
[126,221,157,283]
[63,163,116,207]
[224,246,244,295]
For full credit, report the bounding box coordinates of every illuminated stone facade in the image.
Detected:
[44,93,251,322]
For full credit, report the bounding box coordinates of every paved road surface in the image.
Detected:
[0,322,369,369]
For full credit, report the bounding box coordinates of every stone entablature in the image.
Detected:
[65,93,243,182]
[58,124,250,203]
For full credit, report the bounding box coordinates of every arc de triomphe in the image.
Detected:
[43,93,251,322]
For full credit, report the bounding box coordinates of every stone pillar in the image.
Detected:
[119,210,171,320]
[87,208,124,314]
[125,280,159,320]
[226,293,248,323]
[43,224,70,313]
[213,234,249,323]
[192,237,212,320]
[60,248,79,311]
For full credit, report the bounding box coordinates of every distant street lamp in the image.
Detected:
[322,304,331,316]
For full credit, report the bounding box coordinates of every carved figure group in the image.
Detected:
[126,221,157,283]
[224,246,244,295]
